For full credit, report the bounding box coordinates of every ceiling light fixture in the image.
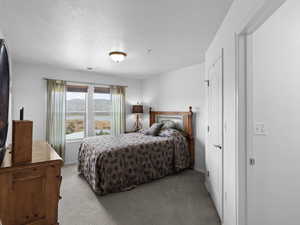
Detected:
[109,51,127,63]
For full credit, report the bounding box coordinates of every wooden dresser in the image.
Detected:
[0,141,63,225]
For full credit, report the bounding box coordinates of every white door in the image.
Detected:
[206,53,223,220]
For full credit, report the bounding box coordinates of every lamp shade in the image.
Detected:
[132,105,143,114]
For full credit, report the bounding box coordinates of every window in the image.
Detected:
[65,85,87,140]
[94,87,111,136]
[65,84,112,141]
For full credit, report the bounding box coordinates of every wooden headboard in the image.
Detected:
[149,106,194,168]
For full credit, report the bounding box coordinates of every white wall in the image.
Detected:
[11,62,142,163]
[205,0,285,225]
[249,1,300,224]
[142,63,206,172]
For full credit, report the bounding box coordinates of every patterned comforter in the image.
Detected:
[78,129,191,195]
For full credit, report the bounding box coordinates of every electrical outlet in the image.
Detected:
[254,123,267,135]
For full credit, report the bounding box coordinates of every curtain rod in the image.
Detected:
[43,78,128,88]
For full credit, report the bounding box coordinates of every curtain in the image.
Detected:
[46,80,66,159]
[111,86,126,135]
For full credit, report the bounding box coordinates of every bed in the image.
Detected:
[78,107,195,195]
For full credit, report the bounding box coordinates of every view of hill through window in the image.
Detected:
[93,93,111,136]
[65,90,112,140]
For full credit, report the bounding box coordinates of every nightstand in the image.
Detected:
[125,130,137,133]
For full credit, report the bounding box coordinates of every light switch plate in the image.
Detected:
[254,123,267,135]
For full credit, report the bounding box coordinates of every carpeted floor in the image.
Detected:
[58,165,220,225]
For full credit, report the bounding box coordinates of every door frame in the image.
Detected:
[235,1,286,225]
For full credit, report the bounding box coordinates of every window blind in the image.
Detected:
[94,86,110,94]
[66,85,88,93]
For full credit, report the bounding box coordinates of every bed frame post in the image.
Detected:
[149,107,156,127]
[187,106,194,168]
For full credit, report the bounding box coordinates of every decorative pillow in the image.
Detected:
[142,123,163,136]
[161,120,177,130]
[159,128,188,138]
[159,128,182,137]
[138,128,148,134]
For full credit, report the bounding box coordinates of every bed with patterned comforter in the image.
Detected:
[78,129,191,195]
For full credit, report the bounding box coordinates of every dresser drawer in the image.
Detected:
[12,167,46,181]
[25,218,47,225]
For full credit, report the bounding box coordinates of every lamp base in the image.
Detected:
[133,114,142,132]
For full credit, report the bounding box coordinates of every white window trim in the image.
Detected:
[87,85,95,137]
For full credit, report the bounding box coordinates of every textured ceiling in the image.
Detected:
[0,0,232,78]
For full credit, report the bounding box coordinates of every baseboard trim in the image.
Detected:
[64,161,77,166]
[194,167,206,174]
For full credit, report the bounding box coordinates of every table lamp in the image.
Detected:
[132,104,143,131]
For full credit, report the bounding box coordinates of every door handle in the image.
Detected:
[213,144,222,150]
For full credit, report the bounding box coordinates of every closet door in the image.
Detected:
[206,52,223,220]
